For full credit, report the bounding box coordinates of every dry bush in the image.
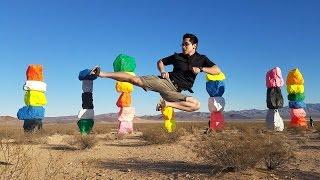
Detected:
[14,132,48,145]
[0,127,22,140]
[136,122,207,135]
[0,142,32,179]
[39,124,76,136]
[262,133,296,170]
[142,128,186,145]
[178,122,207,134]
[41,152,68,179]
[65,129,76,135]
[134,123,160,132]
[194,130,296,172]
[92,124,113,134]
[288,126,307,136]
[65,134,97,150]
[0,127,46,145]
[194,131,265,172]
[227,121,267,133]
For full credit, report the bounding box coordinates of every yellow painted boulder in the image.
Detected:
[24,90,47,106]
[287,85,304,94]
[116,81,134,93]
[206,72,226,81]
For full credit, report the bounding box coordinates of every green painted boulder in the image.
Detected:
[113,54,136,72]
[288,93,305,101]
[77,119,94,135]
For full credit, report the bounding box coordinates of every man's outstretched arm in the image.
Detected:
[201,65,221,75]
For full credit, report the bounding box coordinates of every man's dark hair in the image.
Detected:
[183,33,198,45]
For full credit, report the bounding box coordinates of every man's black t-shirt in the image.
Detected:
[161,52,215,91]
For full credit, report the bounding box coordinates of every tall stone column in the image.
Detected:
[206,72,226,130]
[113,54,136,134]
[77,69,97,135]
[17,64,47,133]
[286,68,307,128]
[265,67,284,131]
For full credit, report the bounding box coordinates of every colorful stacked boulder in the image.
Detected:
[17,65,47,132]
[286,68,307,128]
[77,69,97,135]
[113,54,136,134]
[162,106,176,133]
[265,67,285,131]
[206,72,226,130]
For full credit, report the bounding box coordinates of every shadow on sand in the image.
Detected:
[300,145,320,150]
[92,158,217,175]
[0,161,12,165]
[42,144,78,151]
[105,142,148,147]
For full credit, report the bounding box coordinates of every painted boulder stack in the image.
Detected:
[78,69,97,135]
[113,54,136,134]
[265,67,284,131]
[206,72,226,130]
[286,68,307,128]
[17,65,47,132]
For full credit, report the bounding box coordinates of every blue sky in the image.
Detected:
[1,0,319,117]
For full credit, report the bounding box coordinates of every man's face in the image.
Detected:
[181,38,196,55]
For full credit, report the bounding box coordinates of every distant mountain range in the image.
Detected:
[141,103,320,120]
[2,103,319,123]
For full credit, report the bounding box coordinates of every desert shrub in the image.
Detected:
[142,128,185,145]
[65,134,97,150]
[0,142,32,179]
[14,133,47,145]
[42,153,66,179]
[134,123,160,132]
[178,122,207,134]
[194,130,297,172]
[262,133,296,170]
[0,127,22,140]
[194,131,265,172]
[178,122,206,128]
[134,122,207,134]
[90,123,114,134]
[227,122,267,134]
[288,126,307,136]
[65,129,76,135]
[33,123,78,136]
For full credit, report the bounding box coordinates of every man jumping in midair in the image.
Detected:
[91,33,221,112]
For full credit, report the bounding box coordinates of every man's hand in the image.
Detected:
[192,67,201,74]
[161,71,170,79]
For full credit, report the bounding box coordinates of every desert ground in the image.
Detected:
[0,120,319,180]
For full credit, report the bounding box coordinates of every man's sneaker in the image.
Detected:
[156,99,166,111]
